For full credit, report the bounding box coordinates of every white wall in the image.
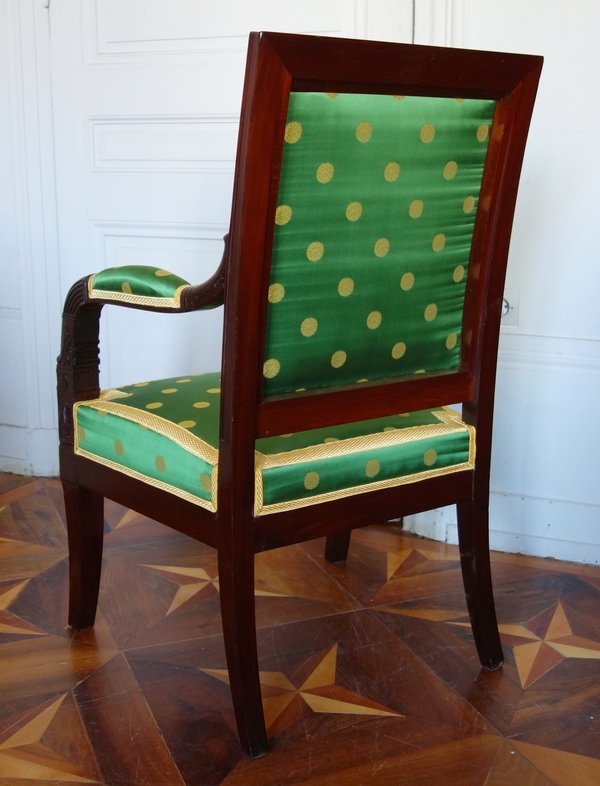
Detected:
[0,0,61,476]
[2,0,599,564]
[404,0,600,564]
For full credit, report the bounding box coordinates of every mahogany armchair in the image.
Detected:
[57,32,542,757]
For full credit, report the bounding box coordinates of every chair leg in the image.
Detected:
[218,537,269,758]
[456,500,504,670]
[324,530,351,564]
[62,480,104,630]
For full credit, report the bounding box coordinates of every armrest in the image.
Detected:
[87,233,227,313]
[57,235,228,468]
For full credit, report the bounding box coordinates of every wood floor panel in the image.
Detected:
[483,739,554,785]
[73,653,184,786]
[2,473,600,784]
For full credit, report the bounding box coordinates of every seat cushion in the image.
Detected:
[74,374,474,515]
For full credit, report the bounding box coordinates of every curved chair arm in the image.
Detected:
[57,235,228,466]
[86,233,227,314]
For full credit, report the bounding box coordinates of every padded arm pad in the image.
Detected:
[88,265,190,309]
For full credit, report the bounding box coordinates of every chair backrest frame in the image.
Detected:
[217,32,542,525]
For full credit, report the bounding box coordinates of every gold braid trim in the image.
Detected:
[74,400,218,465]
[211,464,219,510]
[100,389,132,400]
[256,407,468,469]
[75,447,215,512]
[88,277,189,309]
[255,459,474,516]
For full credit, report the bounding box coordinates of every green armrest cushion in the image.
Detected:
[89,265,190,308]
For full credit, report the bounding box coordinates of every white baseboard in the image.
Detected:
[0,425,59,477]
[403,491,600,565]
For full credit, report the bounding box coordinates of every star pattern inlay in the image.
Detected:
[0,695,96,782]
[142,563,288,615]
[0,579,46,637]
[390,601,600,688]
[203,643,402,737]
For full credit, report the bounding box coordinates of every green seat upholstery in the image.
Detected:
[89,265,190,308]
[74,374,473,515]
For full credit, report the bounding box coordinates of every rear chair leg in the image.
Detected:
[218,535,269,758]
[63,481,104,630]
[325,530,351,564]
[456,500,503,670]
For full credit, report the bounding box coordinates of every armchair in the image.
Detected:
[57,32,542,758]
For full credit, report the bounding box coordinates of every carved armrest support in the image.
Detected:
[57,235,228,458]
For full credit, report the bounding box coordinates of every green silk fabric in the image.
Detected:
[74,374,472,512]
[91,265,190,299]
[263,92,496,395]
[76,406,214,504]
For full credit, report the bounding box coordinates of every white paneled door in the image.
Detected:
[49,0,412,390]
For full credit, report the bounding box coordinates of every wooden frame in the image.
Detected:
[57,32,542,758]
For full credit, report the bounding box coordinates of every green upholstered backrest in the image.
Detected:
[263,92,496,396]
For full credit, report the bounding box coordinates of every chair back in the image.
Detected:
[220,33,542,464]
[264,91,496,395]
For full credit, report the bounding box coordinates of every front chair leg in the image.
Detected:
[325,530,351,564]
[456,500,504,670]
[63,481,104,630]
[218,540,268,758]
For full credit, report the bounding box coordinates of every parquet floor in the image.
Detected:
[1,473,600,785]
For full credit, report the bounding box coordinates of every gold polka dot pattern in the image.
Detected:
[265,92,496,395]
[155,456,166,473]
[285,122,302,143]
[424,448,438,466]
[331,350,347,368]
[304,471,320,490]
[365,459,380,477]
[420,123,435,143]
[443,161,458,180]
[477,124,489,142]
[453,265,465,283]
[392,342,406,359]
[463,196,475,214]
[338,278,354,297]
[384,162,400,181]
[367,311,382,330]
[263,359,280,378]
[268,283,285,303]
[409,199,423,218]
[275,205,292,225]
[424,304,438,322]
[374,238,390,257]
[122,282,132,294]
[306,242,324,261]
[356,121,372,142]
[316,163,334,183]
[432,234,446,252]
[400,272,414,291]
[345,202,362,221]
[114,440,124,457]
[301,318,318,337]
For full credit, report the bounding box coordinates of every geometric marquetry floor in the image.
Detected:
[2,473,600,785]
